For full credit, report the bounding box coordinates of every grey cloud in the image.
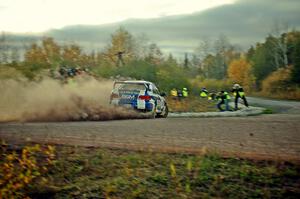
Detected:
[9,0,300,57]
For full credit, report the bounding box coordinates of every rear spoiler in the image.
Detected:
[113,81,150,90]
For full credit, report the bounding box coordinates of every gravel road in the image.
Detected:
[1,113,300,161]
[247,96,300,114]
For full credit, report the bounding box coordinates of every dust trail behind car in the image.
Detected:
[0,77,146,122]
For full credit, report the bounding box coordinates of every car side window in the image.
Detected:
[152,84,160,95]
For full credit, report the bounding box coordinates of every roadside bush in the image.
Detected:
[156,64,190,93]
[262,66,292,93]
[0,141,55,198]
[0,65,24,80]
[260,66,300,100]
[190,77,232,95]
[116,60,157,83]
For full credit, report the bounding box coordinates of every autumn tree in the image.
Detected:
[62,44,82,66]
[41,37,61,66]
[227,57,255,91]
[145,43,163,65]
[104,27,136,66]
[24,44,48,69]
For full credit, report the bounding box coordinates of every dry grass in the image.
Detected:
[167,97,217,112]
[2,144,298,199]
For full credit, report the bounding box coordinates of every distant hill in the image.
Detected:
[4,0,300,57]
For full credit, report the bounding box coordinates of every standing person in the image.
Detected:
[216,91,231,111]
[177,89,183,101]
[182,87,189,98]
[231,83,249,110]
[170,88,178,100]
[200,87,208,98]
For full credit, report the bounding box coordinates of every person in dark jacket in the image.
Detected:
[177,89,183,101]
[231,83,249,110]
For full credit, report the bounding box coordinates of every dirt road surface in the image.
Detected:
[1,112,300,161]
[247,96,300,114]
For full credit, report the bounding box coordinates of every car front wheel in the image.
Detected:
[157,103,168,118]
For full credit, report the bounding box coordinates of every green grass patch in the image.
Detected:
[22,145,300,199]
[263,108,273,114]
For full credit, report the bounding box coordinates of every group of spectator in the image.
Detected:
[170,84,249,112]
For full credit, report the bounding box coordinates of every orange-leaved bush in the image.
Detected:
[0,141,55,198]
[261,66,292,93]
[227,57,255,91]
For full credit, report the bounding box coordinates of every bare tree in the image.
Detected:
[0,32,9,64]
[194,37,211,62]
[269,21,289,68]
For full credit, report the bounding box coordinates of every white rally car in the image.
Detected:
[110,80,168,118]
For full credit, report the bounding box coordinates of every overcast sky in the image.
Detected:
[0,0,235,33]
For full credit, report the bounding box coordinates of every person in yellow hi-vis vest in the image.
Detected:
[216,91,231,111]
[182,88,188,98]
[231,83,249,110]
[170,88,178,100]
[200,87,208,98]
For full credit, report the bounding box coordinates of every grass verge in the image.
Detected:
[2,144,299,199]
[167,97,217,113]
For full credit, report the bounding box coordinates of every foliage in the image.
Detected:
[103,27,137,66]
[1,28,300,99]
[19,145,300,198]
[156,63,190,92]
[166,97,217,112]
[115,60,157,82]
[190,77,232,95]
[259,65,300,100]
[248,31,300,88]
[250,41,277,85]
[227,57,255,91]
[0,141,55,198]
[196,35,240,80]
[291,37,300,84]
[261,66,293,93]
[0,65,24,79]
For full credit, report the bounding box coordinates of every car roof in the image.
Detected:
[115,80,152,84]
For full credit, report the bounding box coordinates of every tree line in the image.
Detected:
[0,27,300,99]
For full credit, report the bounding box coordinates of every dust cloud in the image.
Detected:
[0,77,144,122]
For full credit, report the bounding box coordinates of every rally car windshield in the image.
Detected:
[114,83,146,91]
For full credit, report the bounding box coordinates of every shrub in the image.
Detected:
[0,65,24,80]
[190,77,232,95]
[262,66,292,93]
[0,141,55,198]
[261,66,300,100]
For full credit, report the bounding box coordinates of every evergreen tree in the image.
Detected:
[291,39,300,84]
